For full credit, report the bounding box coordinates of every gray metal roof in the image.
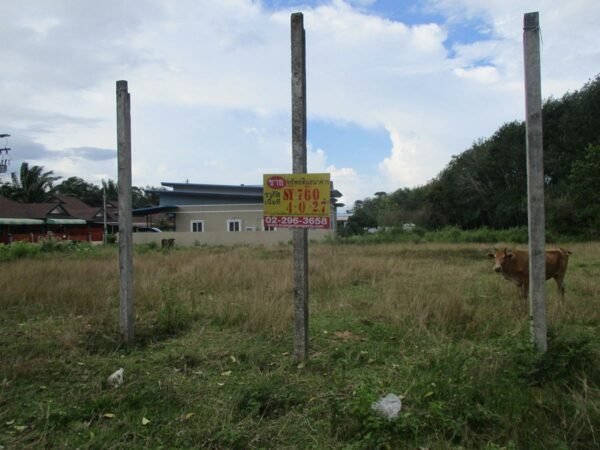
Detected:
[151,182,342,199]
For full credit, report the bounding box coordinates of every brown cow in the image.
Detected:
[487,248,571,301]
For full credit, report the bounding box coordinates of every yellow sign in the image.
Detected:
[263,173,331,229]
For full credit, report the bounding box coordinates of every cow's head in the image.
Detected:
[487,248,513,273]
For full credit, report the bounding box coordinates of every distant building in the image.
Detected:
[133,181,342,246]
[0,195,116,243]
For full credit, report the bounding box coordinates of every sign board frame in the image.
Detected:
[263,173,331,229]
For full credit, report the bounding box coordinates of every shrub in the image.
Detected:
[39,236,69,252]
[8,241,41,259]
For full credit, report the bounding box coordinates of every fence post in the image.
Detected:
[523,12,547,352]
[291,12,309,361]
[117,80,134,346]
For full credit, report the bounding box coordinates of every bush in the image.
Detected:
[0,241,41,260]
[39,236,69,252]
[0,239,101,262]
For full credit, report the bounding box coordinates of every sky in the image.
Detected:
[1,0,599,212]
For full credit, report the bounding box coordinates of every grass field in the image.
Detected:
[1,241,599,449]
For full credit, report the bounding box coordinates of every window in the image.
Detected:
[227,219,241,232]
[191,220,204,232]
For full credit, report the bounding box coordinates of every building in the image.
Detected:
[0,195,115,244]
[133,181,342,246]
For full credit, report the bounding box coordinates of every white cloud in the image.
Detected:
[328,165,366,211]
[454,65,500,83]
[378,127,439,189]
[0,0,598,208]
[306,144,370,208]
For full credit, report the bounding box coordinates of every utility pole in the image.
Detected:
[523,12,547,352]
[102,179,108,244]
[116,80,134,345]
[291,12,309,361]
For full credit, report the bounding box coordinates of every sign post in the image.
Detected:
[291,11,310,361]
[285,12,332,361]
[263,170,331,361]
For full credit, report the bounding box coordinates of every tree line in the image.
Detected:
[346,74,600,238]
[0,162,162,209]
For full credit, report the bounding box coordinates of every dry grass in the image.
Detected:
[1,242,599,340]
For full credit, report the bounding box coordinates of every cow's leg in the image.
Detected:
[554,274,566,302]
[518,283,528,299]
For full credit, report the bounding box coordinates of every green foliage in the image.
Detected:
[342,200,379,236]
[0,240,41,261]
[0,239,100,262]
[566,144,600,236]
[57,176,103,206]
[513,327,600,387]
[38,236,71,252]
[7,162,61,202]
[3,164,163,214]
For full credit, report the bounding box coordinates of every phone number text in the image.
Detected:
[264,215,330,229]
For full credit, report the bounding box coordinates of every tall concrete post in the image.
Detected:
[523,12,547,352]
[102,180,108,244]
[116,80,134,345]
[291,12,309,361]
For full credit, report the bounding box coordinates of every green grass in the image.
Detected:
[1,242,599,449]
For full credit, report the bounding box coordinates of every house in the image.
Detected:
[132,181,342,246]
[0,195,116,244]
[0,196,44,243]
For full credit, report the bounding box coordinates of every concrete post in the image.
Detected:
[523,12,547,352]
[291,12,309,361]
[103,180,108,244]
[116,80,134,345]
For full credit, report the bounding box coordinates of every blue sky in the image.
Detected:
[1,0,599,210]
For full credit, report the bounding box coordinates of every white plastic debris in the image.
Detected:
[107,368,124,388]
[371,393,402,419]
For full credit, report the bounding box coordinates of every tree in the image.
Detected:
[566,144,600,235]
[102,179,118,202]
[57,177,102,206]
[0,181,16,199]
[9,162,61,203]
[342,199,379,235]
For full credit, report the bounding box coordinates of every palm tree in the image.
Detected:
[10,162,61,203]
